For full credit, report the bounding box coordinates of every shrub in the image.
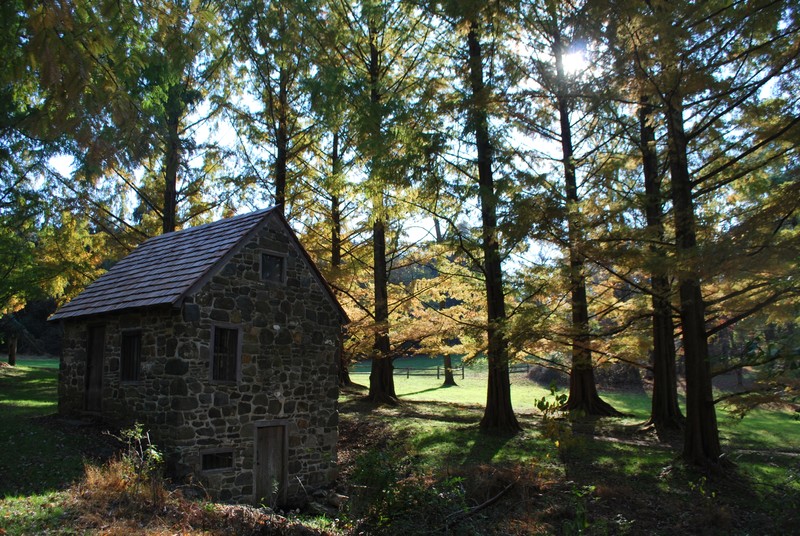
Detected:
[348,449,477,535]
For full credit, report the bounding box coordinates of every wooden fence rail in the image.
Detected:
[350,365,465,380]
[350,363,532,379]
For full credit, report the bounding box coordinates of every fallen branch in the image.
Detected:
[445,480,516,528]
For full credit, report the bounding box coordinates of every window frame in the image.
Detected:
[200,448,235,473]
[210,324,242,384]
[119,330,142,383]
[260,251,287,284]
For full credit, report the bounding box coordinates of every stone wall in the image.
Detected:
[58,217,341,504]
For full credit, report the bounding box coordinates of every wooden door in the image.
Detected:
[85,325,105,412]
[254,424,287,506]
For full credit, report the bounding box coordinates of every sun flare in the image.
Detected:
[561,51,588,75]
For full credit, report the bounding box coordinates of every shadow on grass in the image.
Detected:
[0,367,58,412]
[555,415,800,535]
[399,399,482,424]
[393,401,540,468]
[0,366,121,498]
[400,385,451,397]
[406,424,519,468]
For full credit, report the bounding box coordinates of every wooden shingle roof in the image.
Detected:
[50,208,286,321]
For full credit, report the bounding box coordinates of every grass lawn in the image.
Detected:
[0,361,89,498]
[0,361,78,535]
[10,355,61,369]
[1,358,799,535]
[358,362,799,452]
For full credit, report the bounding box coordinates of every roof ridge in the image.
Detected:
[144,207,276,243]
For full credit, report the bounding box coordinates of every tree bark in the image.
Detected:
[329,131,352,388]
[664,91,722,466]
[336,333,353,388]
[7,333,17,366]
[367,214,398,403]
[442,353,457,387]
[639,92,684,430]
[330,131,342,269]
[553,34,619,417]
[467,22,520,433]
[274,65,288,212]
[162,87,182,235]
[433,217,444,243]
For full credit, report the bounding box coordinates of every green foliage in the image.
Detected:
[688,475,716,501]
[0,188,45,314]
[561,484,596,536]
[349,449,475,535]
[536,383,580,463]
[535,382,568,414]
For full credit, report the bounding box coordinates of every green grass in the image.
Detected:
[0,364,88,498]
[2,359,799,534]
[11,355,60,369]
[718,408,799,451]
[355,361,557,412]
[0,363,94,535]
[0,492,70,536]
[360,400,556,471]
[353,365,800,452]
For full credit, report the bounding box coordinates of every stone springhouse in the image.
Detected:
[51,207,347,505]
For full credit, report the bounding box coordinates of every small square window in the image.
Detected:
[120,331,142,382]
[261,253,285,283]
[202,450,234,471]
[212,326,239,382]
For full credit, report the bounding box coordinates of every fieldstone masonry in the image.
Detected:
[58,216,342,504]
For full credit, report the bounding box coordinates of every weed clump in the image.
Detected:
[68,424,169,532]
[347,449,478,535]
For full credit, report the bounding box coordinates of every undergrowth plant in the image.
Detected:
[102,423,165,507]
[536,383,577,462]
[348,449,476,535]
[562,484,595,535]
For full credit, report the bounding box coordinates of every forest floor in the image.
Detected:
[1,361,798,535]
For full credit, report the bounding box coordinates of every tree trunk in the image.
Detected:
[162,88,182,235]
[664,91,722,466]
[432,213,456,387]
[553,35,619,417]
[639,92,684,430]
[649,288,684,429]
[434,218,444,242]
[274,65,288,212]
[331,131,342,269]
[365,26,397,405]
[336,334,353,387]
[467,22,520,434]
[7,333,17,366]
[329,132,352,387]
[442,354,457,387]
[367,215,398,403]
